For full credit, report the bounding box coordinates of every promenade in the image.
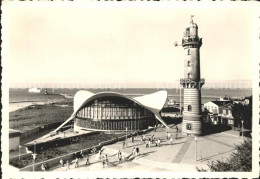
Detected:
[51,125,244,172]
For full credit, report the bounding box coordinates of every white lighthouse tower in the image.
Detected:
[180,16,204,135]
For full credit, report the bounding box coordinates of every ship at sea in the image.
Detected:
[28,87,41,93]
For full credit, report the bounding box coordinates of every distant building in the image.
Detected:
[9,129,21,151]
[218,103,234,126]
[203,100,232,125]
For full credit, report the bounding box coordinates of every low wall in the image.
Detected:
[25,131,99,152]
[20,122,63,140]
[19,127,155,171]
[9,152,33,163]
[20,145,101,171]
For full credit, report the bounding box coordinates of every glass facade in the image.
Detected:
[76,96,154,120]
[75,96,156,131]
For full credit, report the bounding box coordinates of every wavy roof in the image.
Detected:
[43,90,169,139]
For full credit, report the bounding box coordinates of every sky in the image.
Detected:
[7,4,257,88]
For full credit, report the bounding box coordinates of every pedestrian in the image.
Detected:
[85,155,90,165]
[44,163,49,170]
[143,134,146,142]
[123,141,125,148]
[102,156,106,168]
[176,126,179,133]
[118,150,121,158]
[154,125,157,132]
[75,158,79,168]
[168,132,171,140]
[158,138,161,147]
[41,164,46,171]
[60,158,64,167]
[105,154,109,165]
[80,150,84,158]
[132,147,136,157]
[119,154,122,163]
[148,140,151,148]
[99,150,102,160]
[151,135,154,144]
[66,160,70,171]
[170,137,173,146]
[136,147,140,156]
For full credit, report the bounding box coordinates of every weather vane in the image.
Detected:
[191,15,194,22]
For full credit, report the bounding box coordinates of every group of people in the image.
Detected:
[58,150,91,171]
[144,135,161,148]
[132,147,140,157]
[41,163,49,171]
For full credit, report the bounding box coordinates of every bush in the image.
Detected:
[198,139,252,172]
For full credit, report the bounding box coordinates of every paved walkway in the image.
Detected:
[51,125,244,172]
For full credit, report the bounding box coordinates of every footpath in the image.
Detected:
[51,125,244,172]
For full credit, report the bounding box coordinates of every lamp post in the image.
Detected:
[18,145,22,161]
[125,127,128,147]
[34,141,37,154]
[195,136,197,161]
[32,153,37,172]
[241,120,244,138]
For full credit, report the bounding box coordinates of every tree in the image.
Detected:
[232,103,252,130]
[197,139,252,172]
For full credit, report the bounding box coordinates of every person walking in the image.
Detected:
[132,147,136,157]
[75,158,79,168]
[60,158,64,167]
[168,132,171,140]
[123,141,125,149]
[148,140,151,148]
[105,154,109,165]
[99,150,102,160]
[41,164,46,171]
[170,137,173,146]
[136,147,140,156]
[158,138,161,147]
[102,156,106,168]
[66,160,70,171]
[85,155,90,165]
[80,150,84,158]
[154,125,157,132]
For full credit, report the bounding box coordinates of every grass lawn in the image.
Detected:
[9,100,73,132]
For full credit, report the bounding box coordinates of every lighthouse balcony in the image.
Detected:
[182,38,202,47]
[180,78,205,88]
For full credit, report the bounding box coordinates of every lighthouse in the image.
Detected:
[180,16,204,135]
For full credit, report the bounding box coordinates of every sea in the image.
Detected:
[9,88,252,105]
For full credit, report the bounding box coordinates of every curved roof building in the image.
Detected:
[48,90,169,137]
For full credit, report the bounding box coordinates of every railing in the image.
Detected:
[182,37,202,45]
[180,78,205,84]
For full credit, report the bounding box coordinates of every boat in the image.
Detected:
[28,87,41,93]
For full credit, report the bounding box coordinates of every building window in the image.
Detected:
[186,123,192,130]
[188,105,192,111]
[187,61,191,67]
[187,49,191,55]
[188,73,191,79]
